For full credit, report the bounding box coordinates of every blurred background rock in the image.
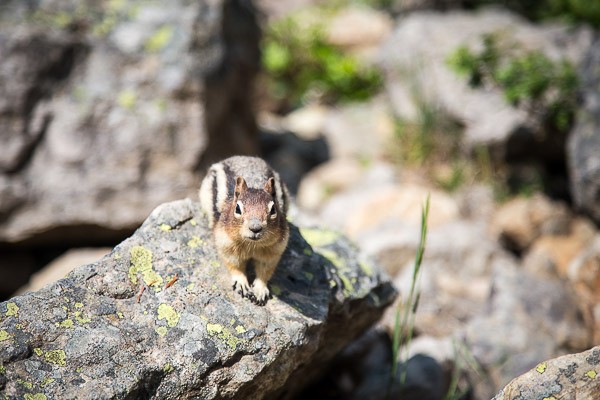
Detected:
[1,0,600,398]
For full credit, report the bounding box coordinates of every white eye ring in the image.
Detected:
[268,201,277,219]
[235,201,243,218]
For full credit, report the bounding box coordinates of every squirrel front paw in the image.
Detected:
[251,280,270,306]
[231,272,251,298]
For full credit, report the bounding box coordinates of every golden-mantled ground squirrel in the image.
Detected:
[199,156,290,305]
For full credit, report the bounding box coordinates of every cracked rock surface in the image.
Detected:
[0,199,396,399]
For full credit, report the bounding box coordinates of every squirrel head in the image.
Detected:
[230,176,282,242]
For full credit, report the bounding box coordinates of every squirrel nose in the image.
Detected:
[248,219,263,233]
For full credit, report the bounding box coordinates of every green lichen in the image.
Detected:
[117,89,136,109]
[17,379,33,389]
[74,311,91,325]
[187,236,203,248]
[159,224,172,232]
[6,302,19,317]
[145,25,174,53]
[206,323,223,335]
[117,312,124,319]
[0,365,5,374]
[271,285,281,296]
[155,326,168,336]
[303,271,314,281]
[157,304,180,327]
[41,377,55,387]
[45,350,66,366]
[536,362,547,374]
[129,246,163,291]
[359,261,373,276]
[299,228,340,247]
[24,394,47,400]
[303,248,313,256]
[163,363,174,373]
[318,248,344,268]
[206,323,242,349]
[0,331,10,341]
[235,325,246,334]
[57,319,74,329]
[585,370,597,379]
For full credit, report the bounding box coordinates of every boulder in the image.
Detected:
[0,199,396,399]
[568,37,600,224]
[0,0,260,245]
[493,346,600,400]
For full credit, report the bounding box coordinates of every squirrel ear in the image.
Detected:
[264,177,275,196]
[235,177,247,197]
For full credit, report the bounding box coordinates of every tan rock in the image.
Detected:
[490,194,571,252]
[345,184,459,239]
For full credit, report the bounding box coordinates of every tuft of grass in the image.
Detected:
[388,195,430,394]
[261,8,383,111]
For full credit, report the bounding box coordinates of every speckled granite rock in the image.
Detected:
[493,345,600,400]
[0,199,395,399]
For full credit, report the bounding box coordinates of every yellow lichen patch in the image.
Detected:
[159,224,172,232]
[303,271,314,281]
[17,379,33,389]
[155,326,168,336]
[157,304,180,327]
[206,323,242,349]
[0,365,4,374]
[145,25,174,53]
[74,303,84,309]
[542,397,557,400]
[117,312,124,319]
[186,283,195,292]
[303,248,313,256]
[45,350,66,366]
[113,252,122,260]
[129,246,163,291]
[536,362,547,374]
[34,348,43,356]
[57,319,74,329]
[235,325,246,334]
[24,394,47,400]
[585,370,597,379]
[359,261,373,276]
[270,285,281,296]
[206,323,223,335]
[187,236,204,248]
[163,363,174,373]
[190,219,197,226]
[41,377,55,387]
[117,89,136,109]
[300,228,341,248]
[6,302,19,317]
[0,330,10,341]
[74,311,91,325]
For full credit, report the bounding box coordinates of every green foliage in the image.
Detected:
[388,195,429,396]
[261,12,383,110]
[447,33,579,133]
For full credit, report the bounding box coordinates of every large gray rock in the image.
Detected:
[379,9,592,166]
[0,199,396,399]
[568,38,600,224]
[0,0,259,244]
[493,345,600,400]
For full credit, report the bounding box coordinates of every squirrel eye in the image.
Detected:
[235,201,243,217]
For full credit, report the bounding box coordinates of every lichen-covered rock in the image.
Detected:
[0,199,396,399]
[493,345,600,400]
[0,0,259,244]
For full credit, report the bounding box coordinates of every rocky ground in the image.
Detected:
[1,0,600,399]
